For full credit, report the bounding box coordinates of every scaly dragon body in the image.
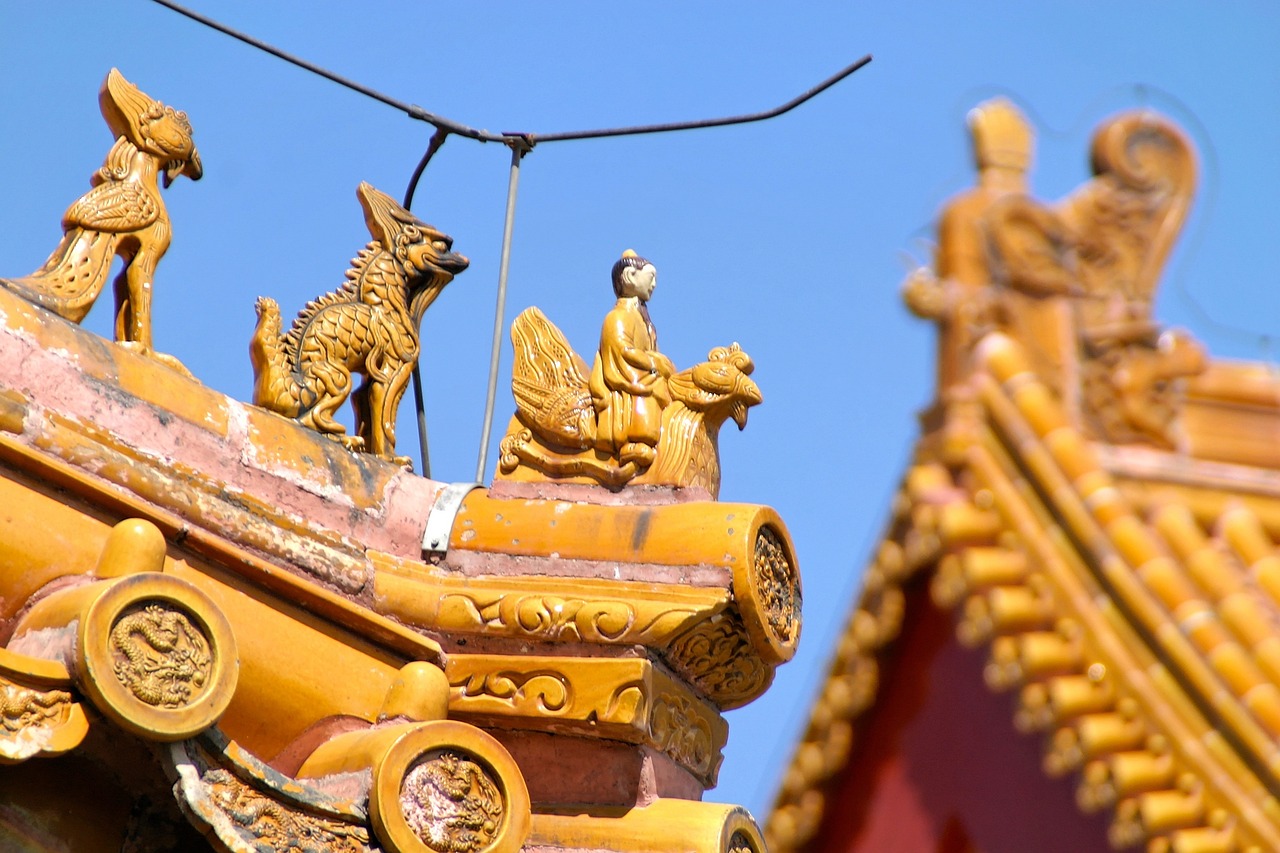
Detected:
[250,183,468,464]
[252,244,417,440]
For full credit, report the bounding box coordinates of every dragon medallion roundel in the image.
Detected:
[401,750,505,853]
[109,601,212,708]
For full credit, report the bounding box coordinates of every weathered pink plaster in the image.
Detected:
[5,623,76,669]
[0,288,440,586]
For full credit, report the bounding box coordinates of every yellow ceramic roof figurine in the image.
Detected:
[497,249,760,499]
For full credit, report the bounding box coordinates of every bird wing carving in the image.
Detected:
[63,181,157,233]
[1056,112,1195,338]
[510,307,595,449]
[986,195,1074,299]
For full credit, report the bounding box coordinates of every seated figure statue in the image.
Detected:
[588,251,675,469]
[497,250,761,499]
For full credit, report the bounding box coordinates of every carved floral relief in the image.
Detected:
[445,654,729,784]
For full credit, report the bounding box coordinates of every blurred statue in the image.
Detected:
[904,98,1041,397]
[903,97,1205,447]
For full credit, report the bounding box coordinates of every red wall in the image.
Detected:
[811,582,1113,853]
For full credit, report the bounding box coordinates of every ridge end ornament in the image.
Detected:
[250,182,469,465]
[902,98,1204,447]
[497,251,761,498]
[0,69,202,374]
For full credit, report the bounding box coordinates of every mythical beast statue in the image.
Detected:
[250,182,469,465]
[1,69,202,372]
[496,252,761,498]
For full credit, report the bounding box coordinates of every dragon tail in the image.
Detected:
[250,296,303,417]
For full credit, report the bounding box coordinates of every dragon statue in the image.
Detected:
[496,305,761,498]
[250,182,469,465]
[1,69,202,373]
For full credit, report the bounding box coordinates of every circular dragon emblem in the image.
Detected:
[109,601,212,708]
[754,526,800,646]
[401,750,505,853]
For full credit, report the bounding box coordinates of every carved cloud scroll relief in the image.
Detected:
[902,98,1204,447]
[0,69,202,374]
[250,182,469,465]
[497,251,762,498]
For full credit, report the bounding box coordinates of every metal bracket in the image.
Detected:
[422,482,481,555]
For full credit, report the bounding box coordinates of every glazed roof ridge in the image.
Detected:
[977,332,1280,745]
[766,331,1280,853]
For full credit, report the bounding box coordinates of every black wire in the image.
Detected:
[402,127,451,478]
[528,55,873,143]
[149,0,871,150]
[403,128,450,211]
[150,0,872,480]
[147,0,495,138]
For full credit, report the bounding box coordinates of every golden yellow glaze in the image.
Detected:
[360,721,530,853]
[0,411,443,667]
[164,555,409,758]
[0,70,200,368]
[531,799,766,853]
[75,573,238,741]
[445,653,728,785]
[0,389,25,435]
[372,550,726,638]
[0,648,88,762]
[498,278,761,496]
[251,182,469,464]
[0,68,800,853]
[381,661,451,723]
[0,469,113,622]
[451,488,784,570]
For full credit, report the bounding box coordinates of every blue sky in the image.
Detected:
[2,1,1278,820]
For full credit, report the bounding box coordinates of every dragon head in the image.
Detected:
[668,343,762,431]
[357,182,469,320]
[100,69,202,187]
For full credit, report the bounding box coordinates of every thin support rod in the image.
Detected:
[403,128,450,478]
[409,365,431,478]
[404,128,450,211]
[476,145,526,483]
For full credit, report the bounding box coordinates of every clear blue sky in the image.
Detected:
[2,1,1278,820]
